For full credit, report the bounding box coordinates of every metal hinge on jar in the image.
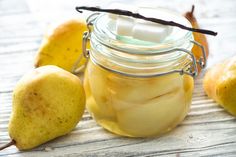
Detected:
[73,13,207,78]
[72,13,98,74]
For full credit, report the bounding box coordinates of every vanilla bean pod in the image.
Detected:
[76,6,217,36]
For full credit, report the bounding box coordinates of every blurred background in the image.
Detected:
[25,0,231,25]
[2,0,235,68]
[0,0,236,84]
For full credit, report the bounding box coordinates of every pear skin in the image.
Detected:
[216,72,236,116]
[34,19,89,72]
[8,65,85,150]
[203,62,226,101]
[203,58,236,116]
[184,6,209,73]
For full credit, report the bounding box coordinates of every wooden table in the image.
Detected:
[1,0,236,156]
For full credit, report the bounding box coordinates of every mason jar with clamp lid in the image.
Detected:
[76,7,206,137]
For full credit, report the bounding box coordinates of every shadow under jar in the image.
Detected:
[82,8,206,137]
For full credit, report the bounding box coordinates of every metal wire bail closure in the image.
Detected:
[72,13,99,74]
[191,40,207,69]
[82,31,90,58]
[79,13,207,78]
[83,13,100,58]
[166,39,208,78]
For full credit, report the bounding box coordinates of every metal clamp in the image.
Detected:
[83,13,99,58]
[190,40,207,69]
[172,48,198,77]
[82,31,90,58]
[73,13,206,78]
[72,13,99,74]
[79,37,200,78]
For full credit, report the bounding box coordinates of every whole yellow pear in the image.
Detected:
[8,65,85,150]
[204,57,236,116]
[34,19,88,72]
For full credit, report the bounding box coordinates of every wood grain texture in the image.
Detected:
[1,0,236,156]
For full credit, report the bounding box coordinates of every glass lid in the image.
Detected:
[92,7,193,54]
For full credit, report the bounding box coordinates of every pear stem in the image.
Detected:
[0,140,15,151]
[191,5,195,15]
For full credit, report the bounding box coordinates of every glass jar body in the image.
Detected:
[84,59,194,137]
[82,9,198,137]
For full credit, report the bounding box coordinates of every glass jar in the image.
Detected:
[82,8,206,137]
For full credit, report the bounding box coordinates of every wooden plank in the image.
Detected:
[1,79,236,156]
